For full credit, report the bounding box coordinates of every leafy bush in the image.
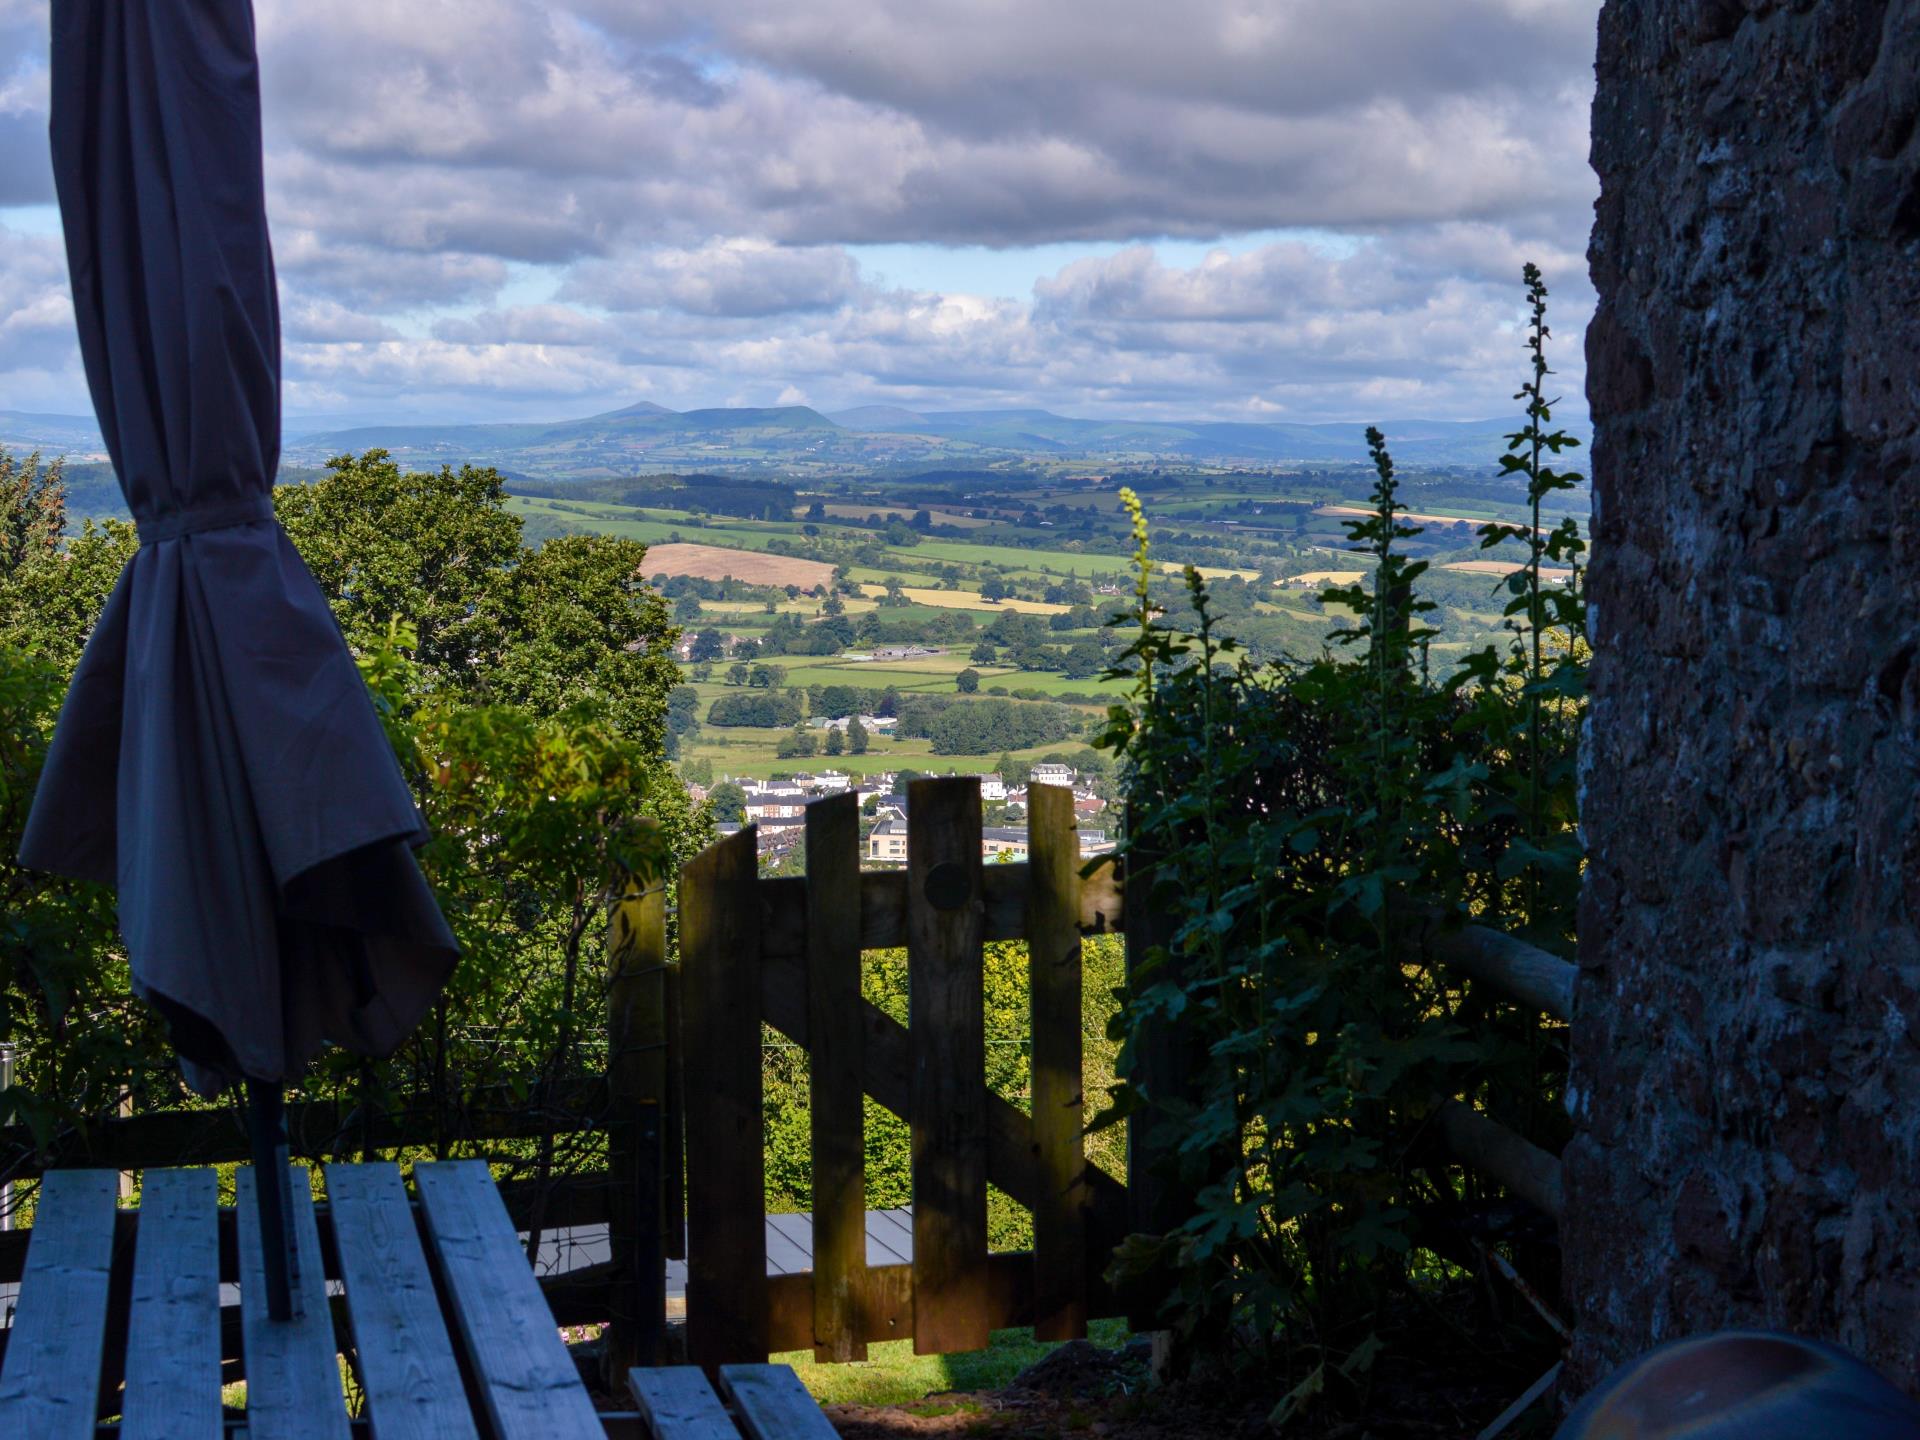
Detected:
[1098,268,1586,1383]
[2,452,703,1189]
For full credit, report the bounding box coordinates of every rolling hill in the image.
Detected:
[11,401,1592,490]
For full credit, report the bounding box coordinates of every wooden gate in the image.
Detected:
[673,777,1128,1368]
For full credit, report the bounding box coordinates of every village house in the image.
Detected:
[981,826,1028,859]
[867,817,908,864]
[817,712,897,734]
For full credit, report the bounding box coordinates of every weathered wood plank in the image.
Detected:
[907,777,990,1355]
[681,826,769,1368]
[1026,783,1088,1341]
[0,1168,117,1438]
[1437,1101,1564,1220]
[719,1363,840,1440]
[1,1080,609,1186]
[607,861,671,1372]
[865,1210,913,1265]
[122,1168,220,1440]
[762,1221,812,1277]
[236,1165,349,1440]
[758,857,1123,964]
[325,1162,478,1440]
[414,1160,602,1439]
[664,962,687,1263]
[805,791,868,1362]
[1425,925,1576,1022]
[628,1365,739,1440]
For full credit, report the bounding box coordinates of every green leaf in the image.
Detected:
[1269,1364,1326,1429]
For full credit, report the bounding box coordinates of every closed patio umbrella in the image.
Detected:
[20,1,458,1314]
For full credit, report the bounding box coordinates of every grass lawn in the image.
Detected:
[769,660,969,692]
[776,1319,1132,1408]
[686,727,1089,781]
[974,668,1121,699]
[898,538,1134,578]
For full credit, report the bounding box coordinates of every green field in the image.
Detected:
[514,471,1584,756]
[684,726,1086,782]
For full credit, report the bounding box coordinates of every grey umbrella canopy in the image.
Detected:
[20,0,457,1098]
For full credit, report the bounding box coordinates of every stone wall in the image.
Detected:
[1569,0,1920,1394]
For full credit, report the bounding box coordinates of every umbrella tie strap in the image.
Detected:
[136,494,277,544]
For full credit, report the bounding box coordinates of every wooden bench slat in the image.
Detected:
[718,1363,839,1440]
[0,1168,118,1439]
[122,1168,220,1440]
[236,1166,349,1440]
[414,1160,601,1439]
[628,1365,740,1439]
[325,1163,478,1440]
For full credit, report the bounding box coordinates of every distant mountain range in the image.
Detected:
[5,402,1591,481]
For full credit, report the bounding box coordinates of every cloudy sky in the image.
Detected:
[0,0,1601,427]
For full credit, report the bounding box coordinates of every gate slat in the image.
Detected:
[0,1168,117,1438]
[325,1162,478,1440]
[122,1168,219,1440]
[681,825,769,1367]
[906,777,990,1354]
[805,791,867,1362]
[414,1160,601,1438]
[629,1365,739,1440]
[719,1363,841,1440]
[665,960,688,1262]
[1026,782,1089,1341]
[236,1165,350,1440]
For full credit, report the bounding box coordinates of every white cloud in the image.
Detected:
[0,0,1602,423]
[564,240,862,316]
[0,223,85,411]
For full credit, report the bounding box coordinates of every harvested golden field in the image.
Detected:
[1277,569,1365,586]
[1442,560,1574,580]
[1314,503,1524,529]
[858,584,1068,615]
[639,542,836,589]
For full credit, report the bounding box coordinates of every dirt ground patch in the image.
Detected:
[641,542,836,590]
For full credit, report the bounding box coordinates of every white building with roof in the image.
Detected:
[867,817,908,864]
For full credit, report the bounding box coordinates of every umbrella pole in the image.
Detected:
[244,1076,298,1321]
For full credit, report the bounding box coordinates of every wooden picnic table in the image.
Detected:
[0,1162,838,1439]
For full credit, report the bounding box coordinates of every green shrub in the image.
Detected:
[1097,268,1586,1383]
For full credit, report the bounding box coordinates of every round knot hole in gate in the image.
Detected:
[924,862,971,911]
